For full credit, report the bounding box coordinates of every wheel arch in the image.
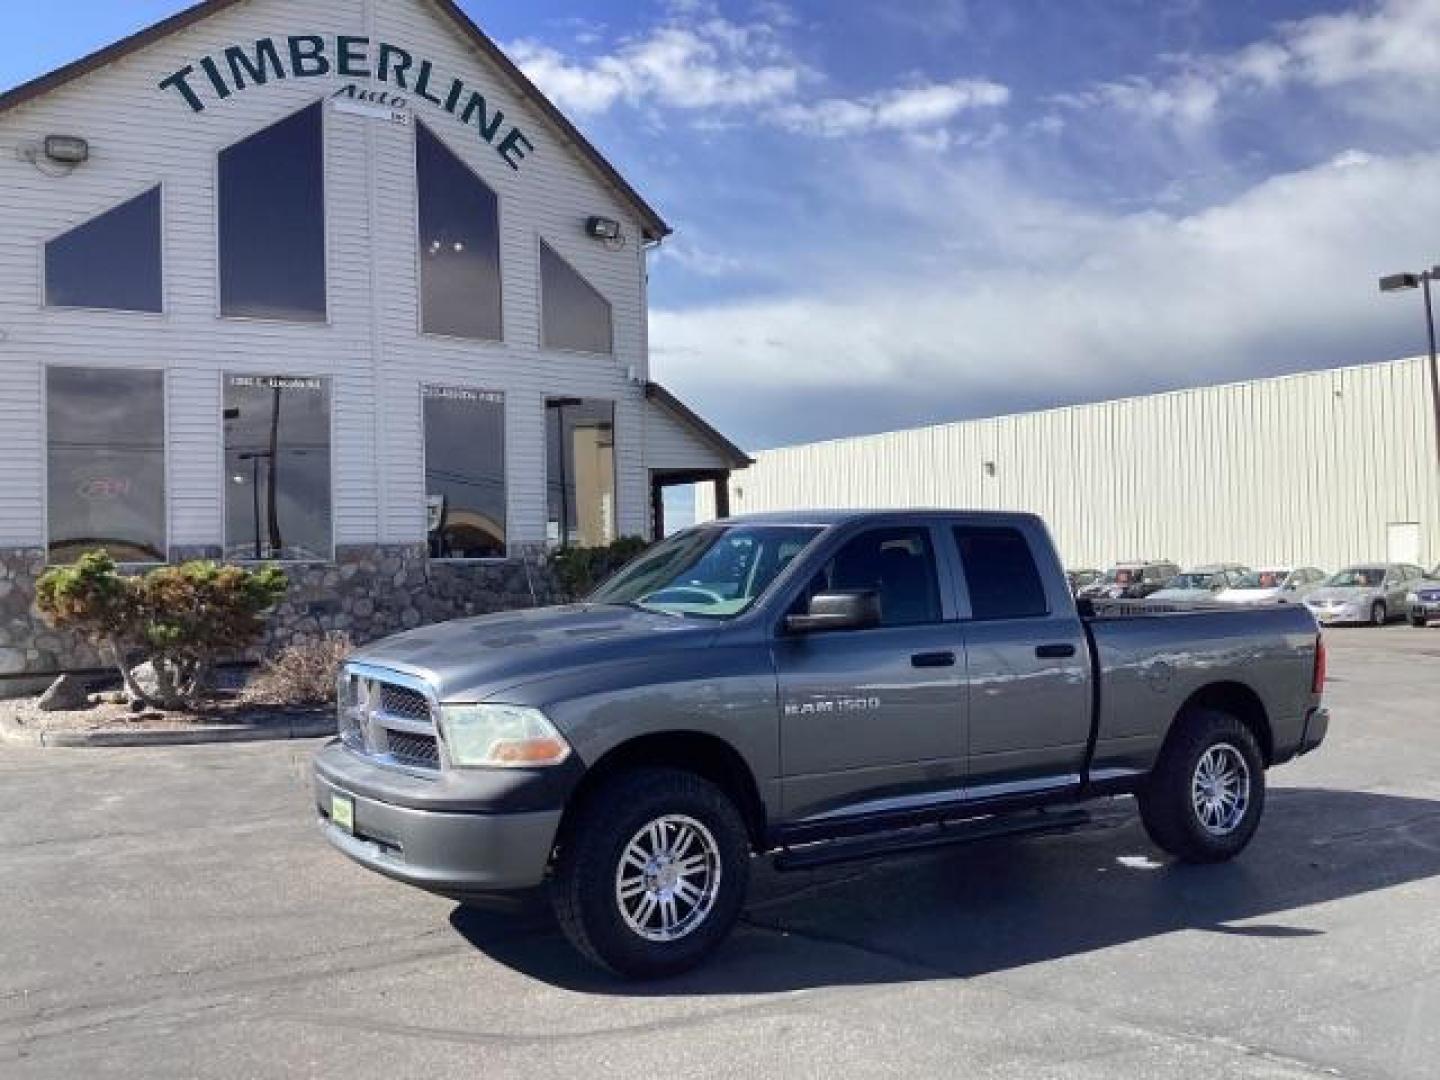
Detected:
[1171,681,1274,765]
[560,731,769,851]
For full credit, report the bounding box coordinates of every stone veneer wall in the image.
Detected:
[0,544,560,684]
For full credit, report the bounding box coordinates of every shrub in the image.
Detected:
[36,551,287,710]
[548,536,651,601]
[241,634,352,707]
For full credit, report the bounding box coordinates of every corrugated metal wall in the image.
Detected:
[698,358,1440,571]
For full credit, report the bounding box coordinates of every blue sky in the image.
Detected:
[6,0,1440,455]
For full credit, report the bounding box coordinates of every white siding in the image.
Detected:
[0,0,655,551]
[645,400,734,472]
[700,358,1440,572]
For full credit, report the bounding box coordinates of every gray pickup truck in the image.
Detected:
[314,510,1328,977]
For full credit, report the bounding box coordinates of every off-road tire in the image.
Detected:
[1139,708,1266,864]
[551,768,750,979]
[1411,616,1427,628]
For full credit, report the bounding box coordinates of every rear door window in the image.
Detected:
[954,526,1049,620]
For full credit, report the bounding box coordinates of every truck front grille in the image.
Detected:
[339,666,442,775]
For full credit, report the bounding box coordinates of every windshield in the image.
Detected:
[590,524,822,618]
[1235,570,1289,589]
[1106,568,1138,584]
[1328,567,1386,588]
[1165,573,1222,591]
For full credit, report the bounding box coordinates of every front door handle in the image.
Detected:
[1035,643,1077,659]
[911,651,957,668]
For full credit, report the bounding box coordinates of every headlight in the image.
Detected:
[438,704,572,768]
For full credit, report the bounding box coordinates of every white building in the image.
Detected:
[0,0,747,681]
[699,357,1440,573]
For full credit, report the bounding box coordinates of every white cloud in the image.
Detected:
[771,79,1010,138]
[1062,0,1440,125]
[507,13,804,115]
[651,151,1440,432]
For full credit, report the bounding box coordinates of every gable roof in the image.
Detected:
[646,382,753,469]
[0,0,671,241]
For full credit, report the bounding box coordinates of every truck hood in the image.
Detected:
[1216,587,1281,603]
[1147,587,1214,601]
[349,604,720,701]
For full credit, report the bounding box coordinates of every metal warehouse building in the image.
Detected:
[698,357,1440,573]
[0,0,749,683]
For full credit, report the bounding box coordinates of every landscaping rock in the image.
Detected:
[130,661,161,699]
[37,673,91,712]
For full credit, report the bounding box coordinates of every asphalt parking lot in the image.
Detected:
[1,626,1437,1079]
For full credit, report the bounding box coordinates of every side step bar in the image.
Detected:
[772,807,1092,872]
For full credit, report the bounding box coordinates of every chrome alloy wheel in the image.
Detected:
[1191,743,1252,836]
[614,814,722,943]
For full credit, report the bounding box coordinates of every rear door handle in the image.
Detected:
[911,651,957,668]
[1035,643,1077,659]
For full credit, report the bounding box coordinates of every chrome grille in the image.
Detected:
[338,665,441,775]
[382,730,441,769]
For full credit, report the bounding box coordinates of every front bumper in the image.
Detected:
[313,741,563,897]
[1298,707,1329,756]
[1411,599,1440,622]
[1306,604,1363,624]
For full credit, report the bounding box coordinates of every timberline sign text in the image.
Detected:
[159,35,535,171]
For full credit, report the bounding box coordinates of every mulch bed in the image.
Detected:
[1,696,325,733]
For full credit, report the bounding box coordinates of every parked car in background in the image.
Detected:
[1218,567,1328,606]
[1079,560,1181,600]
[1305,564,1427,626]
[1066,569,1102,595]
[1408,565,1440,627]
[1149,565,1249,603]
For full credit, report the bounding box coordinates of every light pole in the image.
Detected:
[1380,268,1440,471]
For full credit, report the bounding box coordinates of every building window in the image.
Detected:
[45,187,162,313]
[424,386,507,559]
[46,367,166,564]
[417,121,502,340]
[540,240,613,355]
[223,376,332,561]
[219,102,326,321]
[546,398,616,548]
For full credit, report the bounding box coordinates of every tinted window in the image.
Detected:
[219,103,326,321]
[804,527,942,627]
[223,376,332,560]
[424,386,506,559]
[417,122,502,340]
[954,526,1049,620]
[546,398,615,548]
[541,241,613,354]
[46,188,162,313]
[46,367,166,564]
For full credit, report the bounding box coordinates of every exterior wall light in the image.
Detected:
[983,460,997,477]
[586,216,623,242]
[43,135,90,165]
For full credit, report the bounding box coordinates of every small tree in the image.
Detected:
[36,551,288,710]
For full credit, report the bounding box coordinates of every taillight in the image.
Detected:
[1312,634,1327,695]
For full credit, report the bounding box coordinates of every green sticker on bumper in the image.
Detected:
[331,794,354,834]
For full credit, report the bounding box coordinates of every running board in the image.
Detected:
[772,807,1092,872]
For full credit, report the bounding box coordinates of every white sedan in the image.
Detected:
[1217,567,1328,606]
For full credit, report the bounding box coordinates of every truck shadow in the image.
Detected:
[448,786,1440,994]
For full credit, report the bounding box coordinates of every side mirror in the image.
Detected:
[785,590,881,635]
